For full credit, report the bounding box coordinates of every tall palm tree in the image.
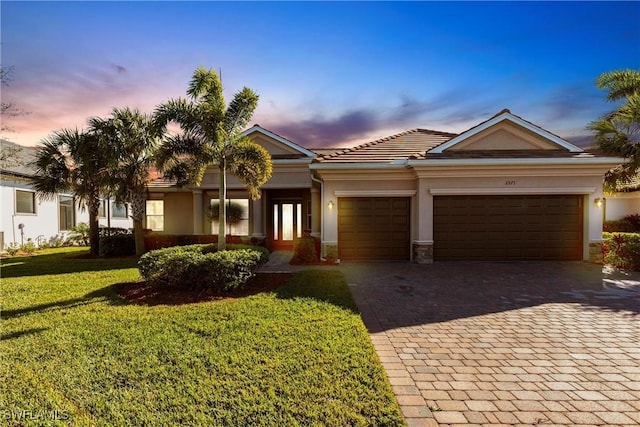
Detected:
[589,69,640,192]
[89,108,161,255]
[154,66,272,250]
[32,129,115,255]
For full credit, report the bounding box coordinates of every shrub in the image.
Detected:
[138,244,267,291]
[68,223,90,245]
[290,237,318,264]
[6,243,19,256]
[100,234,136,257]
[603,220,635,232]
[602,232,640,271]
[19,240,37,255]
[604,214,640,233]
[143,234,265,251]
[99,227,132,237]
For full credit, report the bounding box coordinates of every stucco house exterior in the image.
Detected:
[1,140,132,250]
[145,110,625,263]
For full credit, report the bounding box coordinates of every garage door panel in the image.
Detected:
[434,195,583,261]
[339,197,410,260]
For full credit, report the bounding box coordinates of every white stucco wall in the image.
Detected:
[605,193,640,221]
[1,178,132,250]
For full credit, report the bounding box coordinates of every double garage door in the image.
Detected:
[338,195,583,261]
[434,195,583,261]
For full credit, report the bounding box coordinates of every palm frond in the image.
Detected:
[228,138,272,199]
[223,87,259,136]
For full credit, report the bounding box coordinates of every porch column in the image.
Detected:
[310,187,321,238]
[192,189,203,235]
[251,197,265,239]
[413,178,433,263]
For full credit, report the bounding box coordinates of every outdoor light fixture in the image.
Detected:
[594,198,604,208]
[327,200,334,210]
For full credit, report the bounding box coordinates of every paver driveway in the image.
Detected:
[342,262,640,427]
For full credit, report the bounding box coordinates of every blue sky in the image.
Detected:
[2,1,639,148]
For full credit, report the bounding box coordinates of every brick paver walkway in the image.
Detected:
[343,262,640,426]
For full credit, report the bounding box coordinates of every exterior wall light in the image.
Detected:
[327,200,334,210]
[594,197,605,208]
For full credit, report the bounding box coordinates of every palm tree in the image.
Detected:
[154,66,272,250]
[89,107,161,255]
[589,69,640,192]
[32,129,115,255]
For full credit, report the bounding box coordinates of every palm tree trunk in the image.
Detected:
[131,190,146,256]
[218,159,227,251]
[88,198,100,256]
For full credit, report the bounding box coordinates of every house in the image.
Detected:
[0,139,133,250]
[145,110,624,263]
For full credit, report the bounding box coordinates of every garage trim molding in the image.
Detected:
[429,187,596,195]
[334,190,416,197]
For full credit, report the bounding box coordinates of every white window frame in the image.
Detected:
[112,202,128,219]
[15,189,37,215]
[58,194,76,231]
[146,200,164,231]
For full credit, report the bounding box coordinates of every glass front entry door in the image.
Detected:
[272,202,302,249]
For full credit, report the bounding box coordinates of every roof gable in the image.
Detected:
[428,110,583,154]
[242,125,316,158]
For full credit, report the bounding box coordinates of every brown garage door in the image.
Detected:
[339,197,410,260]
[433,195,583,261]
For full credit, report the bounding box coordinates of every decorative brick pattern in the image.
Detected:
[412,242,433,264]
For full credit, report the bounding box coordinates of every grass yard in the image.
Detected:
[1,247,404,426]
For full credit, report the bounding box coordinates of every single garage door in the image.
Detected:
[434,195,583,261]
[339,197,410,260]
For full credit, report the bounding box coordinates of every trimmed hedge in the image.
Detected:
[138,243,269,291]
[291,237,318,264]
[602,232,640,271]
[143,234,265,251]
[603,214,640,233]
[100,234,135,257]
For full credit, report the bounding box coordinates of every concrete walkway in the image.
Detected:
[342,262,640,427]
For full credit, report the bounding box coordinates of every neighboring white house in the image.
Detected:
[0,140,132,250]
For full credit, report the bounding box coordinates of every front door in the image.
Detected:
[271,201,302,249]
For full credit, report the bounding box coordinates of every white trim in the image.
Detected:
[334,190,416,197]
[408,157,624,167]
[429,187,596,195]
[242,125,317,158]
[428,112,583,153]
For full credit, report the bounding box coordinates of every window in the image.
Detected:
[15,190,36,214]
[59,195,75,231]
[211,199,249,236]
[112,202,128,218]
[146,200,164,231]
[98,199,106,218]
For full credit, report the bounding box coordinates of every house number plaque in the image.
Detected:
[505,180,516,186]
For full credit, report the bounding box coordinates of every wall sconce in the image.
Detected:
[594,197,605,208]
[327,200,334,210]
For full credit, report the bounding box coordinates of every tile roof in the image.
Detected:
[314,129,457,163]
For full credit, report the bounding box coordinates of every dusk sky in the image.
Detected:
[2,1,639,148]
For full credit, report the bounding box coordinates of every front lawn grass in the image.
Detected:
[1,248,404,426]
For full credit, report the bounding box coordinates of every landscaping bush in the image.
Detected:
[291,236,318,264]
[100,234,136,257]
[602,232,640,271]
[143,234,264,251]
[604,214,640,233]
[138,244,268,291]
[99,227,132,237]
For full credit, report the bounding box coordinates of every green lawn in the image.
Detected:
[1,248,404,426]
